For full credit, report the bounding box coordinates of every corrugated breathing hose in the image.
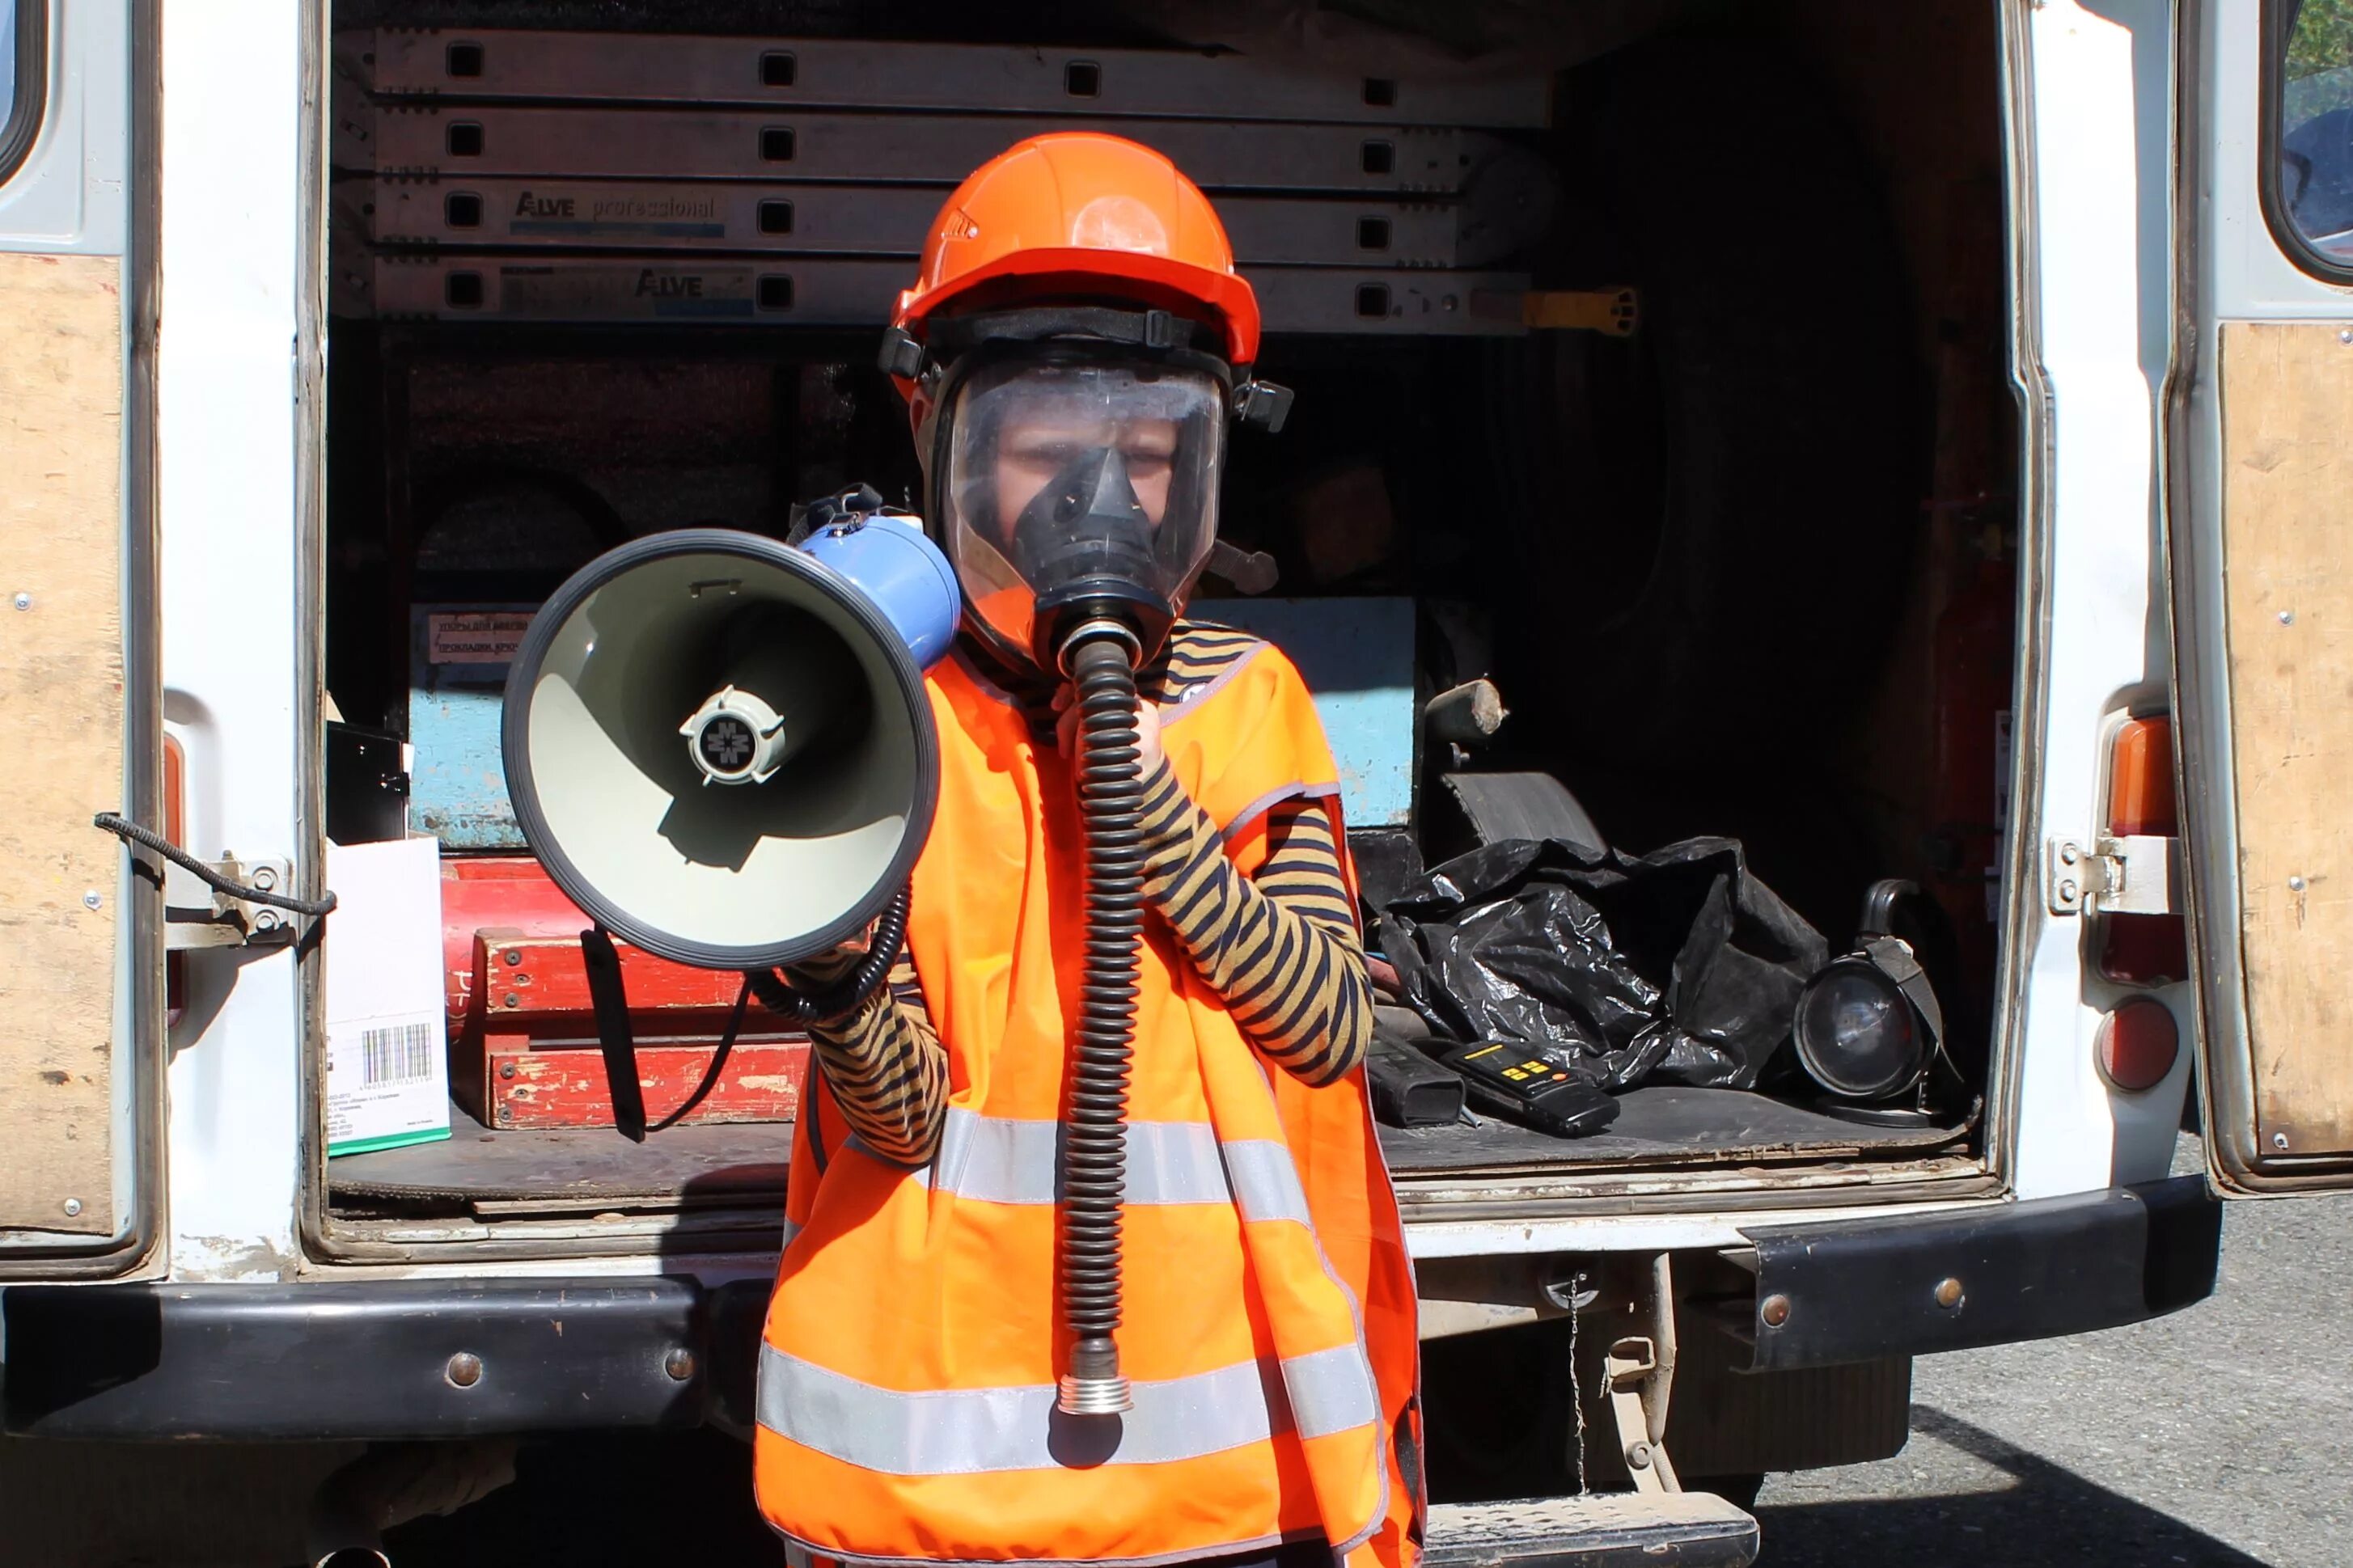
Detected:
[1057,627,1146,1415]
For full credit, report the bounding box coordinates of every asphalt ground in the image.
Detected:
[1753,1135,2353,1568]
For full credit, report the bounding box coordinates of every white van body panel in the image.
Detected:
[2005,0,2197,1202]
[0,0,127,255]
[158,0,311,1279]
[2176,0,2353,1191]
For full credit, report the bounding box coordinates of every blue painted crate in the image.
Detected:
[407,605,535,850]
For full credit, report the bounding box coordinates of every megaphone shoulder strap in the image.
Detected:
[576,927,771,1143]
[573,896,915,1143]
[579,924,650,1143]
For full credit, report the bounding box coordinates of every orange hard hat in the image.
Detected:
[891,132,1263,379]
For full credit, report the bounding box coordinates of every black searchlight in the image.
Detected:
[1792,879,1948,1117]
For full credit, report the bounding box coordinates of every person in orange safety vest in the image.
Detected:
[753,131,1425,1568]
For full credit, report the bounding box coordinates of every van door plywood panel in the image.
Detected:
[0,252,124,1236]
[2221,320,2353,1160]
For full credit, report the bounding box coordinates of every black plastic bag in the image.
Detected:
[1378,837,1827,1091]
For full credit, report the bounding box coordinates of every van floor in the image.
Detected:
[325,1091,1970,1215]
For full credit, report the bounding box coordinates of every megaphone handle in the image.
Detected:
[746,890,914,1025]
[580,926,650,1143]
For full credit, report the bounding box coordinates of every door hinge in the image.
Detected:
[166,856,302,949]
[2045,835,2180,917]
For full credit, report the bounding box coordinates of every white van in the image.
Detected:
[0,1,2347,1562]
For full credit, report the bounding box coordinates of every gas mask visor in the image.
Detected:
[941,355,1225,670]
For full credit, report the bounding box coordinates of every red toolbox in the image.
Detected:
[442,857,810,1130]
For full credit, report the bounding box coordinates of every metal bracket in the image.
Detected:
[1603,1255,1681,1494]
[166,856,300,949]
[2044,835,2181,917]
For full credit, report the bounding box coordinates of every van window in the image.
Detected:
[0,0,43,188]
[2273,0,2353,276]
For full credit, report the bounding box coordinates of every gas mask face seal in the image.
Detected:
[935,353,1226,672]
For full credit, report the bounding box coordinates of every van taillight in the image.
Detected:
[2099,716,2188,985]
[163,734,184,844]
[164,736,185,1021]
[2095,997,2179,1091]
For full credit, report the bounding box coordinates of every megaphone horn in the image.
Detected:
[501,517,959,972]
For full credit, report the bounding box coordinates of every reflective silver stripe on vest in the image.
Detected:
[757,1341,1379,1476]
[778,1218,804,1252]
[927,1114,1230,1207]
[777,1526,1316,1568]
[1217,1139,1314,1228]
[1282,1342,1386,1443]
[871,1110,1316,1225]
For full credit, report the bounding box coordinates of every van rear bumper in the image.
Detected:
[1739,1174,2220,1370]
[1,1177,2219,1440]
[1,1274,776,1441]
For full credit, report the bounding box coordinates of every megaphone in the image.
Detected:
[500,514,959,971]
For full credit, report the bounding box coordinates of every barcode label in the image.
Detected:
[361,1021,436,1086]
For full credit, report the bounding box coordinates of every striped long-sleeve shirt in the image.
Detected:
[788,633,1375,1164]
[1134,761,1373,1088]
[778,947,950,1166]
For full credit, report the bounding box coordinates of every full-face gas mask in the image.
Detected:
[934,353,1225,672]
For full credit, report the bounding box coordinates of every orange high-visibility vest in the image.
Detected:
[755,635,1423,1568]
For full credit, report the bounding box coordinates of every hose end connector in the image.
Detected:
[1053,615,1144,680]
[1056,1337,1132,1415]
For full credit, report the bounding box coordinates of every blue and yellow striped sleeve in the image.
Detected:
[781,951,946,1166]
[1136,759,1373,1087]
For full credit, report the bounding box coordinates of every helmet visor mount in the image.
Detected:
[938,352,1225,670]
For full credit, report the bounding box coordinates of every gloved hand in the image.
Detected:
[778,924,876,987]
[784,481,895,545]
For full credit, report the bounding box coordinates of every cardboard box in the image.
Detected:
[324,837,453,1156]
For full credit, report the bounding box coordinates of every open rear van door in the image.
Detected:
[2176,0,2353,1193]
[0,0,161,1275]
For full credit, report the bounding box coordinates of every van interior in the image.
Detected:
[315,0,2022,1254]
